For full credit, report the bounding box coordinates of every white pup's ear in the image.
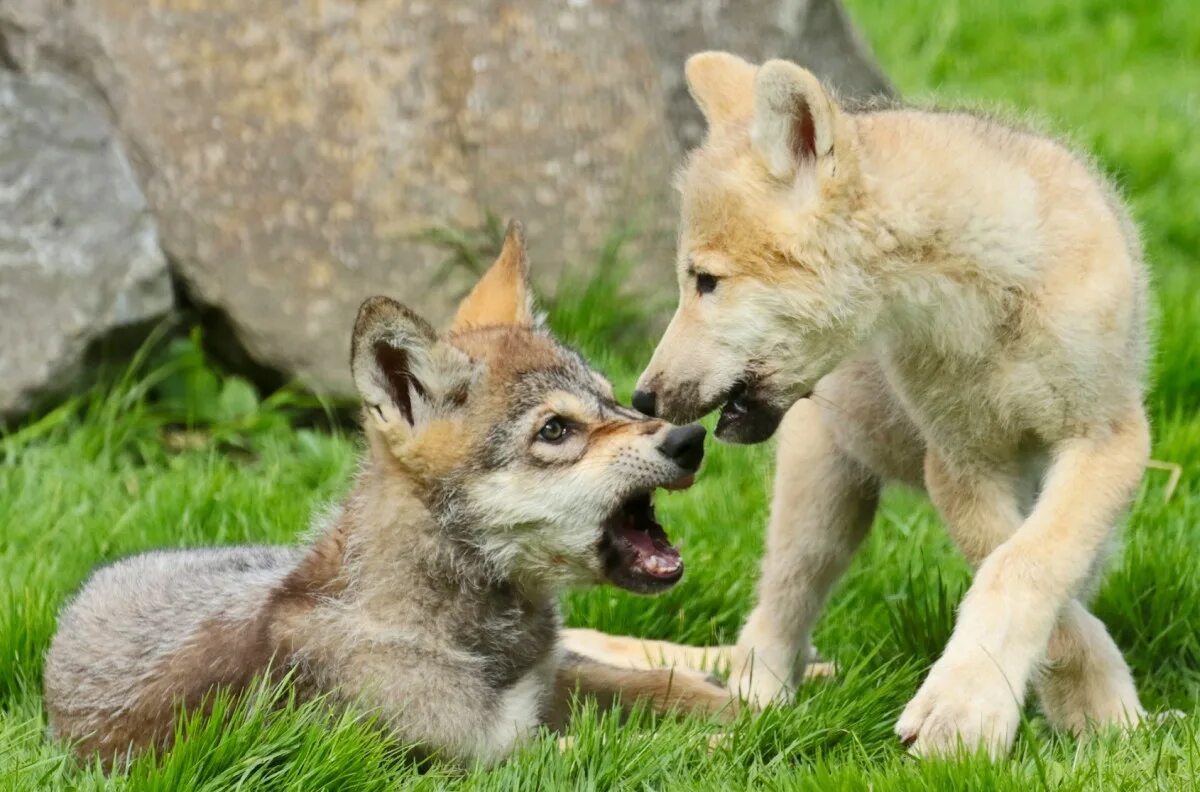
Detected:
[685,51,757,127]
[351,297,475,430]
[452,220,536,330]
[752,60,837,181]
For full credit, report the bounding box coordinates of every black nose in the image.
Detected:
[659,423,706,471]
[631,389,657,417]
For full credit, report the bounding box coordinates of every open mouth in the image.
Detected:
[714,381,787,444]
[599,475,693,594]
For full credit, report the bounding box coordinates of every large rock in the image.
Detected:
[0,69,171,419]
[0,0,891,395]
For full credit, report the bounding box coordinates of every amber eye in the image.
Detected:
[696,272,719,295]
[538,417,569,443]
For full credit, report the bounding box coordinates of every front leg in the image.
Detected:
[896,454,1029,756]
[900,406,1149,757]
[732,400,880,705]
[919,451,1144,747]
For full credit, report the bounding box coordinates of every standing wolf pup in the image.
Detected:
[44,223,737,769]
[627,52,1151,757]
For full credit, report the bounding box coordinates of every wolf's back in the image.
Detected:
[44,545,300,761]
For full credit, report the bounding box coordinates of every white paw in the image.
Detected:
[728,646,795,708]
[895,663,1022,758]
[803,659,838,680]
[1154,709,1186,725]
[802,643,838,680]
[1056,688,1145,735]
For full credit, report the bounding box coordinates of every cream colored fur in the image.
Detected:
[629,52,1151,757]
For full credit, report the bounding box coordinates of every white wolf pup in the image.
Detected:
[628,52,1151,757]
[44,223,736,769]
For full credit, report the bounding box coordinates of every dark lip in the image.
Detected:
[713,380,811,444]
[597,475,692,594]
[660,375,813,443]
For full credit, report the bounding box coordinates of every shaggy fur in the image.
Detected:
[44,224,736,769]
[626,52,1151,757]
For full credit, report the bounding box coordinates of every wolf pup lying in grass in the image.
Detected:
[44,222,736,769]
[628,53,1152,757]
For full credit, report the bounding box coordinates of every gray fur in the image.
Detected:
[44,301,702,769]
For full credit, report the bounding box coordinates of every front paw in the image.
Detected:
[895,661,1022,758]
[728,646,795,707]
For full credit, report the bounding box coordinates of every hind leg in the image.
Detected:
[548,652,740,731]
[559,628,836,683]
[1035,600,1143,735]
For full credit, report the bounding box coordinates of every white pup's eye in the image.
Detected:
[538,417,569,443]
[696,272,719,295]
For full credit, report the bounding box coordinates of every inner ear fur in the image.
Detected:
[371,338,424,425]
[452,220,535,330]
[752,59,837,180]
[350,296,438,426]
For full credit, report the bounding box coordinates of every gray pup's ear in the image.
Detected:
[451,220,536,331]
[752,60,837,181]
[351,296,475,429]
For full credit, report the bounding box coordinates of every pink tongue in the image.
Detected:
[621,524,681,577]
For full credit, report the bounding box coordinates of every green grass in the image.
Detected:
[3,0,1199,787]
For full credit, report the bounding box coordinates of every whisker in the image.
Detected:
[801,393,902,448]
[807,392,853,420]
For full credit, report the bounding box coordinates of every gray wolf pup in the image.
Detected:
[627,51,1150,757]
[44,223,736,768]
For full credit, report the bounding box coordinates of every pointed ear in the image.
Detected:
[685,51,757,127]
[752,60,837,181]
[351,296,474,429]
[451,220,535,331]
